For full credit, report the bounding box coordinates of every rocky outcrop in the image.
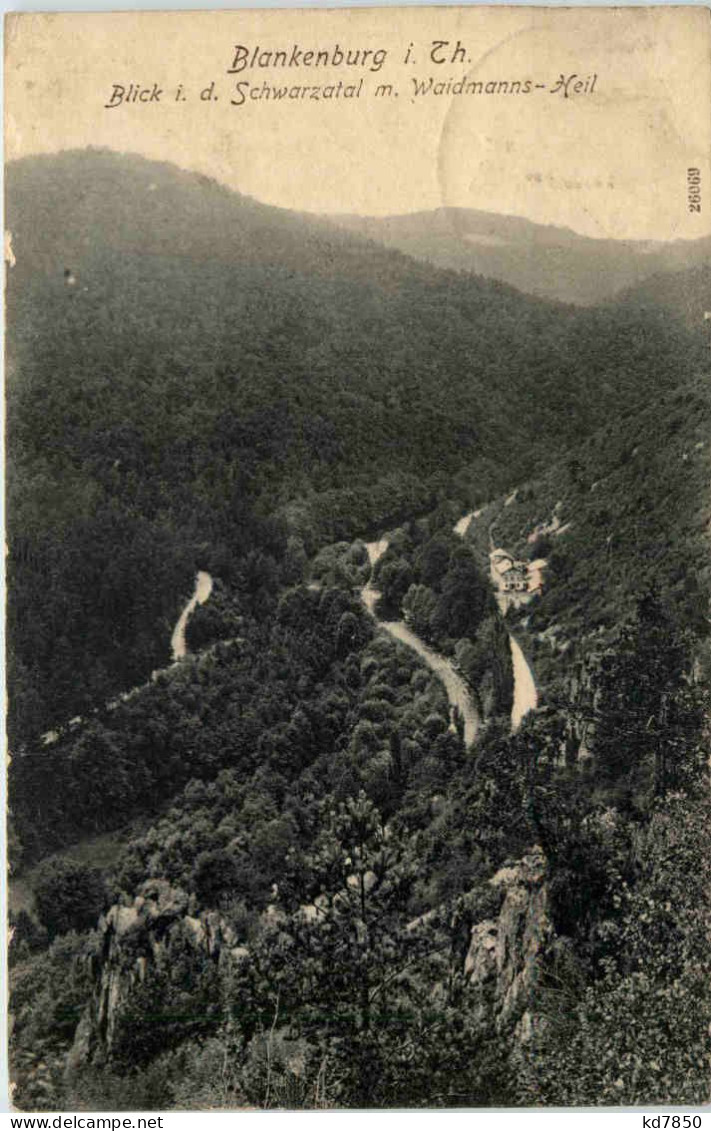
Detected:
[67,879,246,1070]
[68,851,553,1074]
[558,648,610,764]
[464,846,552,1033]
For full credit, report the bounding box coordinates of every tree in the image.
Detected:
[234,793,456,1106]
[32,859,106,939]
[192,848,242,907]
[335,611,367,658]
[431,547,491,643]
[414,538,451,589]
[402,583,438,640]
[590,593,705,807]
[517,794,711,1106]
[374,556,412,617]
[10,931,95,1110]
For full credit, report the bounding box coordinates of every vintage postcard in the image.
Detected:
[5,5,711,1111]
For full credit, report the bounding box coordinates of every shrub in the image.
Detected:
[32,859,106,939]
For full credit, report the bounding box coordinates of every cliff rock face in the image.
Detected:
[67,879,246,1070]
[464,846,552,1033]
[560,653,602,763]
[69,852,552,1073]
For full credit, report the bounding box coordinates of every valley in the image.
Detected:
[6,146,711,1113]
[329,207,711,305]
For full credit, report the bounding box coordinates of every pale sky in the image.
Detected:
[5,5,711,240]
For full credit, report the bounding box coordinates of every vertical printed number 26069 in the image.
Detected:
[688,168,701,212]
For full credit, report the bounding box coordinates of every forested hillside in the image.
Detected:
[466,375,711,693]
[10,387,711,1109]
[7,147,711,1112]
[6,149,704,745]
[613,262,711,329]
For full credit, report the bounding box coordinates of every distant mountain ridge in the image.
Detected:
[328,207,711,305]
[6,148,425,291]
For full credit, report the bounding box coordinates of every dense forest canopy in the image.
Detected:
[7,147,711,1112]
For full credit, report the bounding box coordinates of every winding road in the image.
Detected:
[509,635,538,732]
[171,571,213,661]
[453,509,481,538]
[486,544,538,731]
[40,571,215,746]
[39,507,538,755]
[455,512,539,732]
[362,541,480,747]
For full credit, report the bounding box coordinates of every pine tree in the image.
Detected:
[590,593,705,807]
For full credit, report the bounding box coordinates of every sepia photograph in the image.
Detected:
[4,4,711,1111]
